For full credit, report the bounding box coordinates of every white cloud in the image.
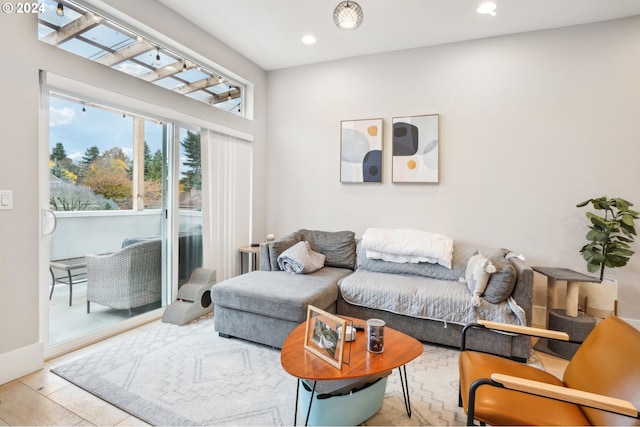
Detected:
[114,62,148,76]
[50,106,75,126]
[68,151,83,164]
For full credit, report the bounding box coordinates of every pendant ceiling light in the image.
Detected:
[333,1,364,30]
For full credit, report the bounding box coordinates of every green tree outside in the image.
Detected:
[80,146,100,169]
[181,131,201,191]
[50,142,67,161]
[146,149,163,181]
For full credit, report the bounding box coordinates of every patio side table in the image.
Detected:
[50,256,87,306]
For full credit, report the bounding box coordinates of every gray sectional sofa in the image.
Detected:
[211,229,534,360]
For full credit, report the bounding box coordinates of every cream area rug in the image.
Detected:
[51,314,469,426]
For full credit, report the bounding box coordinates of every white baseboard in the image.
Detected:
[0,341,44,386]
[621,316,640,331]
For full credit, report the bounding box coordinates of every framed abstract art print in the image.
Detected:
[392,114,439,183]
[340,118,383,183]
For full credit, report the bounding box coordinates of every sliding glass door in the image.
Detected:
[44,92,202,353]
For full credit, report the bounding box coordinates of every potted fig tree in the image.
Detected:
[577,196,638,317]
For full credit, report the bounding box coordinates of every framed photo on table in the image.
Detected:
[304,305,347,369]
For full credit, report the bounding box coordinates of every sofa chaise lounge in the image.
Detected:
[212,229,357,348]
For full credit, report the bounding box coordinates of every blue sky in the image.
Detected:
[49,96,164,163]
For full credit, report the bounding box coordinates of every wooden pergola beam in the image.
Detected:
[203,87,242,105]
[96,40,155,67]
[173,76,227,95]
[42,12,101,46]
[138,60,195,82]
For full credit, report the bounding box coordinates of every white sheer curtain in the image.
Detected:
[201,129,253,281]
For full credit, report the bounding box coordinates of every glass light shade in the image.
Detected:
[333,1,363,30]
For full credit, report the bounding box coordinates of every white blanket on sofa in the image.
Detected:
[361,228,454,268]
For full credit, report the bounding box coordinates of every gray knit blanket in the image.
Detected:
[277,241,326,274]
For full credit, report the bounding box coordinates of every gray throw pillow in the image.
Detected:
[298,229,356,269]
[483,250,517,303]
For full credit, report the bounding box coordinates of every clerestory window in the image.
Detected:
[38,0,244,116]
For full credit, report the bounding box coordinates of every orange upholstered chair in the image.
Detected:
[459,316,640,426]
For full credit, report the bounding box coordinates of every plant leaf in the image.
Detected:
[622,214,636,227]
[586,262,600,273]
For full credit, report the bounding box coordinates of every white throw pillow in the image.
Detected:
[463,252,497,306]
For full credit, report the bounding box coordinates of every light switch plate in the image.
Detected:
[0,190,13,210]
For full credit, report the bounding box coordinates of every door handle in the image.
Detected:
[42,209,57,236]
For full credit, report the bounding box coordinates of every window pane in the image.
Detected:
[38,23,55,38]
[154,77,183,90]
[81,24,136,51]
[178,128,201,211]
[143,121,163,209]
[49,95,134,210]
[173,68,210,83]
[58,38,107,59]
[178,128,203,285]
[134,49,176,69]
[40,0,82,26]
[186,91,211,101]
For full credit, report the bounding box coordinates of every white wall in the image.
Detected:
[0,0,266,384]
[265,17,640,324]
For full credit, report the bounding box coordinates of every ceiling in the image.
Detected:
[156,0,640,71]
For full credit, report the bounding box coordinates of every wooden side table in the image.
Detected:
[281,316,423,425]
[238,245,260,273]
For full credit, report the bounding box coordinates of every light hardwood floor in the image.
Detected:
[0,321,161,426]
[0,322,569,426]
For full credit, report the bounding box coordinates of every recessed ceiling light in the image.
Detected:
[477,1,497,16]
[302,35,317,45]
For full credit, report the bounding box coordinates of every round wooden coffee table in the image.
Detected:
[281,316,423,425]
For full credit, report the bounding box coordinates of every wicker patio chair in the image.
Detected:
[86,239,162,314]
